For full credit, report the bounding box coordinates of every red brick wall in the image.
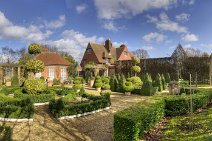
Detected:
[41,65,68,81]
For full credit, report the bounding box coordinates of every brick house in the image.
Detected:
[35,51,70,82]
[80,39,133,76]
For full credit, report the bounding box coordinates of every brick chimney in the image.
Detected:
[105,39,112,52]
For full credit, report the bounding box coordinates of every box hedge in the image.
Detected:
[0,94,34,118]
[14,89,55,103]
[49,93,111,118]
[114,89,212,141]
[0,86,22,95]
[114,98,165,141]
[0,126,13,141]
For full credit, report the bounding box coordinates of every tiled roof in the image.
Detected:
[89,42,132,63]
[36,52,71,66]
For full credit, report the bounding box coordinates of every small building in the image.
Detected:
[35,52,70,82]
[80,39,133,76]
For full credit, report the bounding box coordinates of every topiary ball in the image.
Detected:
[24,78,46,95]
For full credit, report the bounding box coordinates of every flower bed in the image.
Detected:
[49,93,111,118]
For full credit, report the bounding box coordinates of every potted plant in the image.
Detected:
[89,77,95,88]
[123,81,134,96]
[94,80,103,92]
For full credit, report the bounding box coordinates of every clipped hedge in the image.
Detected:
[0,126,13,141]
[165,89,212,116]
[14,89,55,103]
[0,86,22,95]
[49,93,111,118]
[114,88,212,141]
[0,94,34,118]
[114,98,165,141]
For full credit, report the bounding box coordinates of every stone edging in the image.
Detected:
[34,102,49,106]
[0,118,33,122]
[59,107,111,120]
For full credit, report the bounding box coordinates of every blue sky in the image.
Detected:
[0,0,212,61]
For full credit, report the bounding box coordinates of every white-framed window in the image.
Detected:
[124,51,128,56]
[61,67,67,81]
[35,72,41,78]
[49,66,54,80]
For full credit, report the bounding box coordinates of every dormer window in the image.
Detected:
[86,48,92,53]
[124,51,128,56]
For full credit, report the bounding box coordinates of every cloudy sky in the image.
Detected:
[0,0,212,61]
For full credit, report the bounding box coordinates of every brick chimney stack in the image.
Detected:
[105,39,112,52]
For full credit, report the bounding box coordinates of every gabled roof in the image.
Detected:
[36,52,71,66]
[88,42,132,63]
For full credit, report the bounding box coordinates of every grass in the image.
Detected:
[162,107,212,141]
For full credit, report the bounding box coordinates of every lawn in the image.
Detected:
[162,107,212,141]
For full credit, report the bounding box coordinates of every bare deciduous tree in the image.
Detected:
[132,48,149,59]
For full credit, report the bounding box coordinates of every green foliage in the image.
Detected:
[40,76,45,80]
[164,73,171,83]
[113,89,212,141]
[132,57,140,64]
[24,78,46,95]
[0,86,22,95]
[28,43,41,54]
[62,91,79,102]
[25,59,44,74]
[141,73,155,96]
[116,74,126,93]
[101,76,110,90]
[154,73,163,92]
[73,77,83,90]
[94,76,103,88]
[114,98,165,141]
[163,107,212,141]
[14,89,55,103]
[165,89,212,116]
[179,79,189,88]
[49,93,111,118]
[0,94,34,118]
[161,74,167,90]
[102,84,110,90]
[53,79,60,85]
[100,90,112,96]
[123,82,134,92]
[0,126,13,141]
[127,76,142,88]
[11,75,19,86]
[132,66,141,73]
[110,75,118,92]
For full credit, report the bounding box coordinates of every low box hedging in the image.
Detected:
[0,86,22,95]
[0,126,12,141]
[114,98,165,141]
[14,89,55,103]
[0,94,34,118]
[113,88,212,141]
[49,93,111,118]
[165,89,212,116]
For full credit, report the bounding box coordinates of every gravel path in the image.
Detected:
[3,94,147,141]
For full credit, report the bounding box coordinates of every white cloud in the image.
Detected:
[94,0,177,20]
[176,13,190,22]
[103,21,125,31]
[45,30,105,62]
[183,33,199,42]
[184,44,191,48]
[200,44,212,49]
[76,4,87,14]
[0,11,52,42]
[44,15,66,29]
[143,32,167,43]
[147,12,188,33]
[142,45,155,50]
